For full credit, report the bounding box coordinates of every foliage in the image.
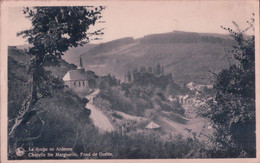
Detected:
[18,7,104,60]
[8,78,91,159]
[93,96,112,111]
[9,6,105,156]
[112,113,123,119]
[197,15,255,157]
[98,74,120,89]
[96,77,185,118]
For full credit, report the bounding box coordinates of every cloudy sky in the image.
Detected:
[7,1,256,46]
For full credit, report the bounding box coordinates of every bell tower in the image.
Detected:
[77,56,84,70]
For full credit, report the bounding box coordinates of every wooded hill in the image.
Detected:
[58,31,234,84]
[8,46,91,159]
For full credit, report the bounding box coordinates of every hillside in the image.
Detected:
[16,43,96,68]
[64,31,235,84]
[10,46,77,79]
[86,37,135,56]
[62,44,97,65]
[8,46,92,158]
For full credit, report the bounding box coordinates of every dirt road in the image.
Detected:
[157,103,213,140]
[86,89,115,133]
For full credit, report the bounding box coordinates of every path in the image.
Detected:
[157,103,213,140]
[85,89,115,133]
[115,111,146,121]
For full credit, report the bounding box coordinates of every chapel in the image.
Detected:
[63,56,97,96]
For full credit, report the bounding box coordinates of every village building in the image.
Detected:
[145,121,160,130]
[186,82,197,91]
[195,84,213,91]
[177,94,189,105]
[63,57,98,96]
[186,82,213,92]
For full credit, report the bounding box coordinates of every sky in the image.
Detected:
[7,1,256,46]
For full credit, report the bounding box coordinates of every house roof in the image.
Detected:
[187,82,196,87]
[145,121,160,129]
[63,69,87,81]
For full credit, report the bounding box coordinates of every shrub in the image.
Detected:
[93,97,112,110]
[112,113,123,119]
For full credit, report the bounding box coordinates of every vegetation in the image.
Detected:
[75,31,234,84]
[8,6,105,158]
[8,48,91,159]
[197,15,256,157]
[112,113,123,119]
[94,67,185,117]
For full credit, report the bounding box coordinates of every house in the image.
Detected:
[145,121,160,130]
[177,94,189,105]
[186,82,213,92]
[63,56,98,96]
[168,95,177,102]
[195,84,213,91]
[186,82,197,91]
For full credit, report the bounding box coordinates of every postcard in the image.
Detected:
[1,0,259,162]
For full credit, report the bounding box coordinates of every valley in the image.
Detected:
[9,30,235,158]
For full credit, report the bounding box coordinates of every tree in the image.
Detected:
[9,6,105,149]
[197,14,255,157]
[156,63,161,75]
[127,71,132,83]
[140,66,146,73]
[153,67,157,74]
[148,66,152,73]
[161,65,164,74]
[124,74,127,82]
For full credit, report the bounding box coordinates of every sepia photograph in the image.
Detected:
[1,0,259,162]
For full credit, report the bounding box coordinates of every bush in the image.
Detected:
[112,113,123,119]
[197,16,256,157]
[93,96,112,110]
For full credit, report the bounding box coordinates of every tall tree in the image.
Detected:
[161,65,164,74]
[156,63,161,75]
[197,14,255,157]
[140,66,146,73]
[127,71,132,83]
[9,6,105,147]
[148,66,152,73]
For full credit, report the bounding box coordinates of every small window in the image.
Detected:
[83,81,85,86]
[79,81,81,87]
[74,81,76,86]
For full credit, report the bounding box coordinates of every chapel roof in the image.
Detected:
[63,69,87,81]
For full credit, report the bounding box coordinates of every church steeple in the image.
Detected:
[78,56,84,70]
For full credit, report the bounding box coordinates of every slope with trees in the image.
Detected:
[196,15,256,157]
[75,31,234,84]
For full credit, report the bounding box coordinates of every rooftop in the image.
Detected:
[63,69,87,81]
[145,121,160,129]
